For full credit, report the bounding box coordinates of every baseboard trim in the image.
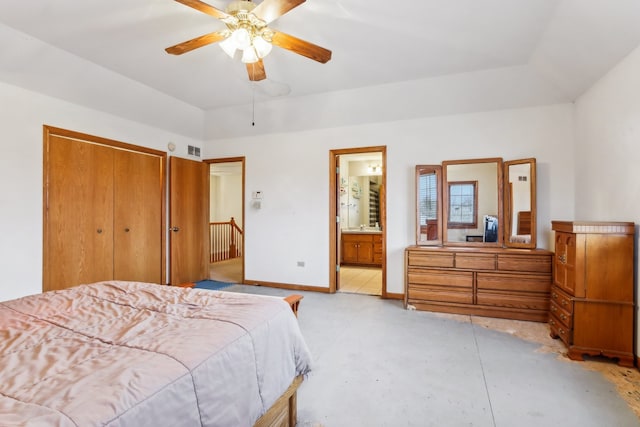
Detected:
[385,292,404,300]
[244,280,331,293]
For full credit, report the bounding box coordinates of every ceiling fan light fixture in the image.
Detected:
[241,46,259,63]
[167,0,332,81]
[219,36,237,59]
[253,36,272,59]
[232,27,252,50]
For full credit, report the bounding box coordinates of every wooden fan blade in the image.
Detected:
[246,60,267,81]
[252,0,306,24]
[174,0,230,20]
[165,31,227,55]
[271,31,332,63]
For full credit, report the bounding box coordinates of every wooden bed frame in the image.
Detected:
[255,375,303,427]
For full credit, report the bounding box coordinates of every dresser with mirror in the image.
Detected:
[406,157,553,322]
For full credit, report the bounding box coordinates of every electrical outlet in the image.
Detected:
[297,261,305,267]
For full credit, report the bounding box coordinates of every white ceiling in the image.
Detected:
[1,0,640,140]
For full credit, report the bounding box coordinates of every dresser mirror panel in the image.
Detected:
[442,158,503,246]
[415,165,442,245]
[504,158,537,248]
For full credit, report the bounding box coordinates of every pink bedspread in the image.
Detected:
[0,281,312,426]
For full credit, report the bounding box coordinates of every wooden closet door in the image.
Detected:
[169,157,208,285]
[113,150,163,283]
[44,136,114,291]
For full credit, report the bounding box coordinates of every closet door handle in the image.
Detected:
[124,228,130,233]
[170,227,180,232]
[97,228,103,234]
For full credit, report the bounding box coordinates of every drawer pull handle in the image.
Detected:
[558,254,567,264]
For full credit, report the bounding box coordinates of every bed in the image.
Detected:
[0,281,312,426]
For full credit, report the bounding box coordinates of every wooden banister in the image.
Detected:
[209,217,243,263]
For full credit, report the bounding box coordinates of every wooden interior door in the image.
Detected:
[44,136,114,291]
[113,150,164,283]
[170,157,209,285]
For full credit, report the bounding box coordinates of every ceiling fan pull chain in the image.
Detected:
[252,83,256,126]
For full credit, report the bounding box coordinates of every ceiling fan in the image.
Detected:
[165,0,332,81]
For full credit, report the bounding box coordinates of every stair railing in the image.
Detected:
[209,217,243,262]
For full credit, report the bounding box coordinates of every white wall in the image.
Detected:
[205,104,575,293]
[210,174,243,228]
[0,81,202,301]
[574,44,640,355]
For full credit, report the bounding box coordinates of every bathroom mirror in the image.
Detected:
[504,158,536,248]
[339,154,383,231]
[415,165,442,245]
[340,175,382,230]
[442,158,503,246]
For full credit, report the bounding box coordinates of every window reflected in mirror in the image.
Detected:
[416,165,442,245]
[447,181,477,228]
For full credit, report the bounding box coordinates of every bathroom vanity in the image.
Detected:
[341,230,383,267]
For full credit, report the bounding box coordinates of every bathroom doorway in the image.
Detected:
[329,147,386,296]
[205,158,245,284]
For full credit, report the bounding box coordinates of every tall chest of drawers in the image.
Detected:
[405,246,553,322]
[550,221,635,367]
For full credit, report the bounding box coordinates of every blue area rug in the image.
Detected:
[194,280,234,291]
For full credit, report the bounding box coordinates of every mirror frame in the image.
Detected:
[503,158,537,249]
[442,157,504,247]
[415,165,442,245]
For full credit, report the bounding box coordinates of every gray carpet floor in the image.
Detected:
[226,284,640,427]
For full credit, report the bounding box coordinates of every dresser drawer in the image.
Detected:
[408,285,473,304]
[476,272,551,293]
[549,300,572,329]
[477,291,549,311]
[497,254,552,273]
[408,252,454,268]
[550,286,573,314]
[455,253,495,270]
[549,314,572,346]
[407,269,473,289]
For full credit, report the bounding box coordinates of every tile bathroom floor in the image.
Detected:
[338,266,382,295]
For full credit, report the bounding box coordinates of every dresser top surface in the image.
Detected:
[552,221,635,235]
[406,245,553,255]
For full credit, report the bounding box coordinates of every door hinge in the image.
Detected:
[336,216,340,223]
[336,166,340,174]
[336,265,340,272]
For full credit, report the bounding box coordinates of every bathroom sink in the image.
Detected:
[343,227,381,233]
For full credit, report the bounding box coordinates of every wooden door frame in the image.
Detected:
[203,157,246,284]
[329,146,387,296]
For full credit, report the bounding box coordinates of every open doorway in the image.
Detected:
[206,158,245,284]
[329,147,386,297]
